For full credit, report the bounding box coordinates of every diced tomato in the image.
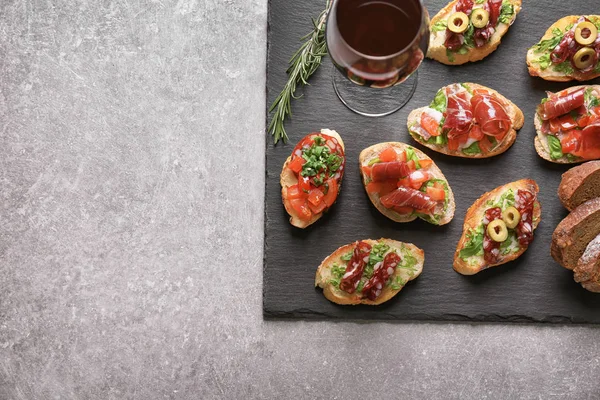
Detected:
[468,125,484,141]
[367,182,382,194]
[420,113,441,137]
[558,114,578,131]
[561,131,581,155]
[397,177,410,188]
[593,106,600,116]
[426,186,446,201]
[286,184,304,200]
[448,137,460,151]
[397,151,407,162]
[290,198,312,220]
[322,178,338,207]
[299,176,312,192]
[548,118,562,134]
[406,160,416,171]
[433,181,445,189]
[393,206,413,214]
[409,170,430,189]
[479,136,494,153]
[379,147,398,162]
[578,115,591,128]
[307,188,324,206]
[362,165,372,177]
[419,159,433,169]
[288,156,305,173]
[308,200,327,214]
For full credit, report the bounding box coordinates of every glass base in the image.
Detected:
[332,68,418,117]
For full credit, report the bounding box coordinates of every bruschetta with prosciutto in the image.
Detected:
[407,83,524,158]
[534,86,600,163]
[359,142,455,225]
[281,129,345,228]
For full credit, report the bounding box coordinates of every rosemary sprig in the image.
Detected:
[268,0,332,144]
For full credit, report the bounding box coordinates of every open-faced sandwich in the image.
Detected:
[407,83,524,158]
[280,129,345,228]
[534,85,600,163]
[558,161,600,211]
[315,239,424,305]
[527,16,600,82]
[359,142,455,225]
[454,179,541,275]
[428,0,521,65]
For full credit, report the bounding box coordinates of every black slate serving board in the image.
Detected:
[264,0,600,322]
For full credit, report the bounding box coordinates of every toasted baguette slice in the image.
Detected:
[407,83,524,158]
[315,239,424,305]
[280,129,345,229]
[552,197,600,271]
[527,16,600,82]
[358,142,455,225]
[573,234,600,292]
[454,179,541,275]
[427,0,522,65]
[534,85,600,164]
[558,161,600,211]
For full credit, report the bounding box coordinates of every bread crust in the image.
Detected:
[427,0,522,65]
[527,16,600,82]
[573,234,600,292]
[551,197,600,271]
[453,179,541,275]
[534,85,600,164]
[407,83,524,158]
[558,161,600,211]
[314,238,424,305]
[358,142,455,225]
[280,129,345,229]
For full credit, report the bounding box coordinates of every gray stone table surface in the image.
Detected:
[1,0,599,399]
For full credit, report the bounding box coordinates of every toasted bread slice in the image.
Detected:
[315,238,424,305]
[453,179,541,275]
[280,129,345,229]
[558,161,600,211]
[527,16,600,82]
[552,197,600,271]
[358,142,455,225]
[427,0,522,65]
[534,85,600,164]
[407,83,524,158]
[573,234,600,292]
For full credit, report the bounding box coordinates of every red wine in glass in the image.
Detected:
[326,0,430,116]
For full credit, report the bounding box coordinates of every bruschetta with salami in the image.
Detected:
[407,83,524,158]
[428,0,521,65]
[281,129,345,228]
[454,179,541,275]
[527,16,600,82]
[534,85,600,163]
[315,239,424,305]
[359,142,455,225]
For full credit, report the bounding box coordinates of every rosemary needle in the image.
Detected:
[268,0,332,144]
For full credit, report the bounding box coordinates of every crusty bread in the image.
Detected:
[314,238,424,305]
[453,179,541,275]
[407,83,524,158]
[527,16,600,82]
[558,161,600,211]
[552,197,600,271]
[280,129,344,229]
[427,0,522,65]
[573,234,600,292]
[358,142,455,225]
[534,85,600,164]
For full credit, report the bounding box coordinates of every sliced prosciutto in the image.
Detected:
[471,94,511,139]
[371,162,411,182]
[550,18,582,64]
[443,88,473,138]
[538,88,586,120]
[380,187,436,214]
[572,122,600,160]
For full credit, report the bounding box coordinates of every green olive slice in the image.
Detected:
[575,22,598,46]
[573,47,596,70]
[502,206,521,229]
[487,219,508,243]
[471,9,490,29]
[447,12,469,34]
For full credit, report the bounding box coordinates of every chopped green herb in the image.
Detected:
[405,147,421,169]
[356,279,365,293]
[430,89,447,113]
[566,153,579,163]
[462,141,482,155]
[432,20,448,33]
[341,252,352,262]
[459,225,484,259]
[498,1,515,24]
[300,138,343,185]
[553,61,575,75]
[534,53,552,70]
[463,23,475,48]
[585,87,600,109]
[458,46,469,55]
[475,0,485,4]
[329,263,346,289]
[368,157,381,166]
[547,135,563,160]
[486,188,515,209]
[532,28,564,54]
[447,49,456,63]
[500,232,518,255]
[461,83,473,94]
[399,246,418,272]
[390,276,406,290]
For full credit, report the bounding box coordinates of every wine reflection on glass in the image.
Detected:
[326,0,430,117]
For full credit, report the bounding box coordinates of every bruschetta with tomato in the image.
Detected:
[315,239,424,305]
[534,86,600,163]
[454,179,541,275]
[527,16,600,82]
[407,83,524,158]
[359,142,455,225]
[281,129,345,228]
[428,0,521,65]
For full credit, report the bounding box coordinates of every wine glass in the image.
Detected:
[326,0,430,117]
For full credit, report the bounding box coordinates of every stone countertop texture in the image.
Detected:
[1,0,599,399]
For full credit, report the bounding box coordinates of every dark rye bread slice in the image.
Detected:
[552,197,600,271]
[574,234,600,293]
[558,161,600,211]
